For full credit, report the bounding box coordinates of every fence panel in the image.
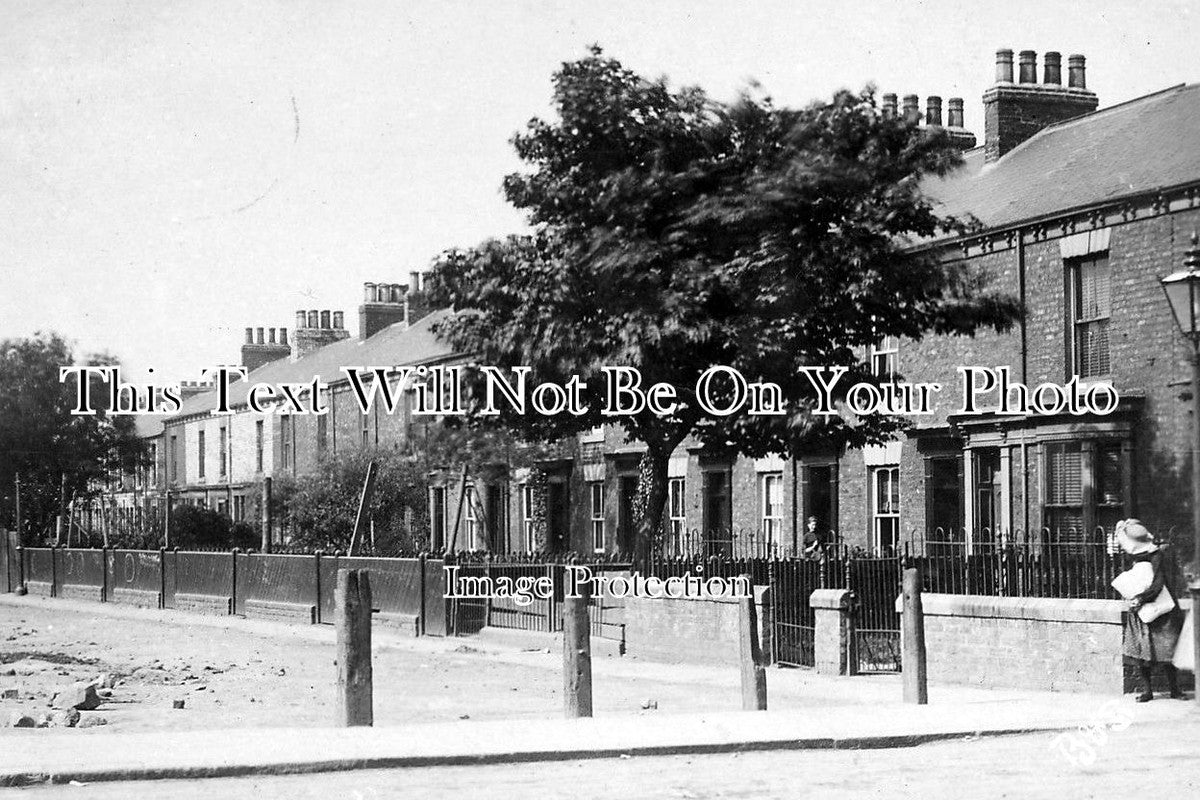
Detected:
[235,553,318,619]
[318,555,340,624]
[24,547,55,596]
[173,551,235,614]
[106,549,162,607]
[336,557,424,618]
[59,548,106,602]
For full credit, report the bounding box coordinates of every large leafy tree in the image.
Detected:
[0,333,148,541]
[425,48,1019,565]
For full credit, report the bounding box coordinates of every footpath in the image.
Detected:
[1,593,1194,786]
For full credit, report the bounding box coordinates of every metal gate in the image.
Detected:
[848,556,902,673]
[770,557,845,667]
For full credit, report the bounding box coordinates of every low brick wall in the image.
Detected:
[623,587,769,666]
[921,594,1126,694]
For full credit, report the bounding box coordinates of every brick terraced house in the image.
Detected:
[116,48,1200,560]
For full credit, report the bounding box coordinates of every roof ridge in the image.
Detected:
[993,82,1190,165]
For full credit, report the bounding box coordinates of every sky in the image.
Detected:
[1,0,1197,383]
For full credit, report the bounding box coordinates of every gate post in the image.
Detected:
[811,589,854,675]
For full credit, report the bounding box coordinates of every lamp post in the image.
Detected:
[1160,231,1200,705]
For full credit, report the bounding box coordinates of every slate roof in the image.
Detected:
[167,309,458,421]
[926,82,1200,232]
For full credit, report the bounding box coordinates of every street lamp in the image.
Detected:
[1160,231,1200,704]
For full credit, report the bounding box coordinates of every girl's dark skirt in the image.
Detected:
[1124,607,1185,662]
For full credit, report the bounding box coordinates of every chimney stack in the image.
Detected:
[240,324,291,373]
[1068,54,1087,89]
[995,48,1014,83]
[1017,50,1037,84]
[947,98,965,129]
[881,93,898,118]
[291,308,350,359]
[1043,52,1062,85]
[983,47,1098,163]
[925,96,943,127]
[358,280,408,340]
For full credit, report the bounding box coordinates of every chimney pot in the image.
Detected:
[947,98,965,128]
[320,310,331,329]
[395,284,408,303]
[295,310,307,329]
[1043,51,1062,85]
[279,328,288,345]
[363,282,376,303]
[333,311,344,329]
[995,48,1014,83]
[253,327,262,344]
[1018,50,1037,84]
[901,94,920,124]
[1068,54,1087,89]
[307,310,319,328]
[881,93,898,118]
[409,271,421,293]
[925,96,943,127]
[244,327,254,344]
[268,328,276,344]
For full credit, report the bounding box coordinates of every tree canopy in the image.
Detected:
[425,48,1020,561]
[0,332,147,540]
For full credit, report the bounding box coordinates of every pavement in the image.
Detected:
[2,593,1198,787]
[5,699,1191,788]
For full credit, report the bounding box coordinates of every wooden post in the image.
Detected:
[446,464,470,554]
[348,462,377,556]
[163,492,172,549]
[738,574,767,710]
[14,472,21,545]
[562,593,593,718]
[261,478,272,554]
[57,474,67,545]
[336,569,373,726]
[902,566,928,705]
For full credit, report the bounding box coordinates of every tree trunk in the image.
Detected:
[633,448,671,573]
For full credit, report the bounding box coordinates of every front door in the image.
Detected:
[702,469,732,557]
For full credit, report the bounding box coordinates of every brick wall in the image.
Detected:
[623,588,769,667]
[920,594,1125,694]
